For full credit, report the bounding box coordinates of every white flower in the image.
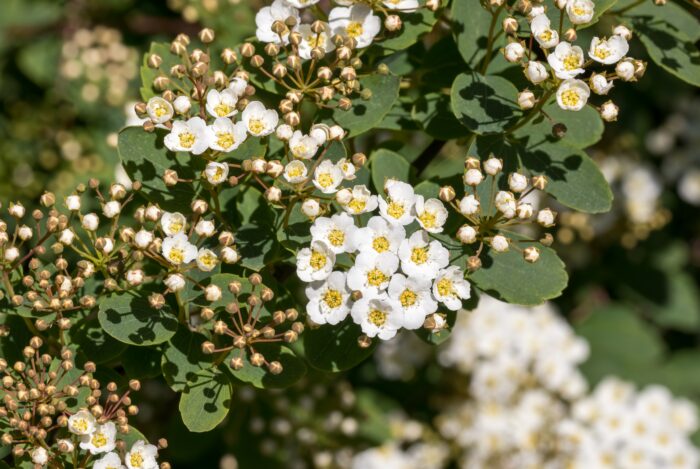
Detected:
[80,422,117,454]
[398,231,449,279]
[297,240,335,282]
[298,23,335,60]
[537,208,556,226]
[146,97,173,124]
[379,180,416,225]
[309,124,329,145]
[228,77,248,97]
[66,195,81,211]
[195,220,216,237]
[590,73,614,95]
[459,195,480,216]
[301,198,321,218]
[495,191,517,218]
[383,0,419,11]
[524,60,549,84]
[276,124,294,140]
[31,447,48,466]
[566,0,594,24]
[173,95,191,114]
[204,161,229,186]
[284,0,320,8]
[242,101,279,137]
[347,251,399,295]
[126,269,144,286]
[518,90,536,109]
[353,216,406,256]
[600,100,619,122]
[161,233,197,265]
[328,4,381,49]
[221,246,239,264]
[310,212,357,254]
[491,234,509,252]
[616,58,636,81]
[82,213,99,231]
[205,284,222,302]
[164,117,209,154]
[207,118,247,153]
[388,274,437,330]
[196,248,219,272]
[305,271,352,325]
[508,173,528,192]
[205,89,238,118]
[613,24,632,40]
[68,409,96,435]
[337,158,356,180]
[134,229,153,249]
[547,42,585,79]
[161,212,186,236]
[556,79,590,111]
[282,161,307,185]
[313,160,343,194]
[589,35,629,64]
[531,14,559,49]
[103,201,121,219]
[457,225,477,244]
[351,293,402,340]
[59,228,75,245]
[414,196,448,233]
[94,452,126,469]
[4,246,19,262]
[504,42,525,62]
[341,185,378,215]
[125,440,158,469]
[289,131,320,159]
[256,0,300,44]
[484,157,503,176]
[165,273,186,291]
[432,266,470,310]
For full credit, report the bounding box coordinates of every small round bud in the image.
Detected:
[199,28,215,43]
[439,186,456,202]
[523,246,541,263]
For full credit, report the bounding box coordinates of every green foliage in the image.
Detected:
[370,148,412,192]
[451,0,506,69]
[304,320,377,372]
[98,292,179,346]
[179,369,233,433]
[451,72,523,134]
[229,345,306,389]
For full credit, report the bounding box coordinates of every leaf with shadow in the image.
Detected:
[227,344,306,389]
[451,72,522,134]
[162,327,217,392]
[304,319,377,372]
[179,368,233,433]
[98,291,178,346]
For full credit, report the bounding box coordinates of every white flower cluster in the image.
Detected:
[297,180,471,340]
[504,0,643,118]
[436,296,700,469]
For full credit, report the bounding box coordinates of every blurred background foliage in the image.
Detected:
[0,0,699,467]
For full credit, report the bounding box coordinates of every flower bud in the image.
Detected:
[616,58,636,81]
[537,208,556,227]
[457,225,477,244]
[508,172,528,192]
[384,15,402,31]
[439,186,456,202]
[502,17,518,33]
[301,199,321,219]
[491,234,509,252]
[524,61,548,84]
[518,90,536,109]
[600,100,619,122]
[523,246,540,263]
[483,157,503,175]
[464,169,484,186]
[504,42,525,63]
[613,24,632,40]
[199,28,215,44]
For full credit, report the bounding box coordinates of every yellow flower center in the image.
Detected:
[346,21,364,38]
[539,30,553,42]
[560,89,581,107]
[168,220,183,233]
[153,103,169,117]
[327,229,345,247]
[287,164,305,178]
[573,5,588,16]
[317,172,334,188]
[210,166,225,182]
[214,103,233,117]
[400,289,417,308]
[368,308,387,327]
[305,33,326,49]
[178,132,195,149]
[437,278,453,297]
[73,419,88,433]
[372,236,390,253]
[418,210,436,229]
[386,200,405,219]
[248,118,265,135]
[594,46,611,60]
[91,432,108,448]
[366,268,387,287]
[130,452,144,468]
[168,247,184,264]
[310,250,327,270]
[410,247,428,265]
[323,289,342,309]
[347,198,366,213]
[563,54,580,70]
[199,253,217,268]
[216,132,235,149]
[292,144,308,157]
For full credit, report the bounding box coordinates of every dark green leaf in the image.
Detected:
[304,319,377,372]
[413,93,470,140]
[98,292,178,346]
[451,72,523,134]
[513,100,604,149]
[370,148,412,193]
[451,0,506,68]
[162,327,216,392]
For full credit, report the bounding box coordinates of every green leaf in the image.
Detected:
[518,139,613,213]
[321,73,400,137]
[636,22,700,87]
[140,42,192,101]
[513,100,604,149]
[451,0,506,68]
[98,292,178,346]
[118,127,202,211]
[576,306,664,385]
[469,242,568,305]
[234,186,280,271]
[119,425,149,450]
[647,273,700,331]
[370,148,411,193]
[412,93,470,140]
[379,3,442,53]
[162,327,216,392]
[304,319,377,372]
[179,369,232,433]
[122,346,163,380]
[228,345,306,389]
[69,318,128,364]
[625,1,700,42]
[451,72,523,134]
[225,136,267,162]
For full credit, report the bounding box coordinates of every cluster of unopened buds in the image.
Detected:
[499,0,645,121]
[440,155,556,269]
[0,338,166,469]
[198,274,304,376]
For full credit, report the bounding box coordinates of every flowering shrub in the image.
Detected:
[0,0,699,466]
